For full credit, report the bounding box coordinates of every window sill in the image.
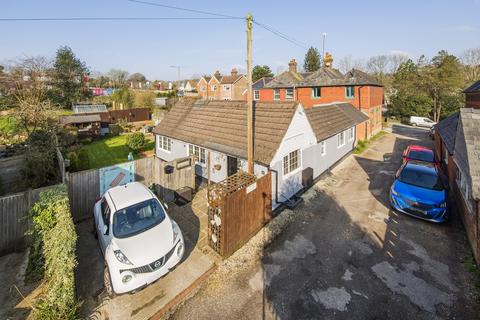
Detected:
[283,167,302,180]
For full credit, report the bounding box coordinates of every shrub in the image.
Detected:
[126,132,145,152]
[27,186,78,320]
[22,131,60,189]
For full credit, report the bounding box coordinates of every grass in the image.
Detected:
[353,130,387,154]
[0,116,20,135]
[80,134,155,169]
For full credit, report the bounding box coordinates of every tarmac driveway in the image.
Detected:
[262,124,479,319]
[171,124,479,320]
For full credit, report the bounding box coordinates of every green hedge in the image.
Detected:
[27,186,78,320]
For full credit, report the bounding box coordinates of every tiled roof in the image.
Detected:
[343,69,381,86]
[455,108,480,200]
[252,77,273,90]
[297,68,345,87]
[60,114,101,125]
[435,112,459,154]
[220,74,244,84]
[463,80,480,93]
[264,71,305,88]
[153,99,298,164]
[265,68,381,89]
[305,103,369,141]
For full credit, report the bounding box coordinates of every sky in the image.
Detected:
[1,0,479,80]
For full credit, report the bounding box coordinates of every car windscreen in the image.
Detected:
[398,166,443,191]
[113,199,166,238]
[408,150,434,162]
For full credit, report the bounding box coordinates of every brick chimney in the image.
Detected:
[288,59,297,73]
[231,68,238,76]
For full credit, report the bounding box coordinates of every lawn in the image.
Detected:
[80,134,155,169]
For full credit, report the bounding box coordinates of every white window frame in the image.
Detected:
[285,88,294,100]
[312,87,321,99]
[456,164,473,213]
[158,135,172,152]
[337,131,345,148]
[254,89,260,100]
[320,141,326,156]
[188,144,207,165]
[345,86,355,99]
[348,127,354,141]
[283,149,301,177]
[274,89,280,100]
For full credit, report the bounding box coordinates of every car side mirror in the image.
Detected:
[103,225,109,235]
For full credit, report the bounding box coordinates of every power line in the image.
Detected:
[0,17,237,21]
[126,0,243,19]
[253,20,309,49]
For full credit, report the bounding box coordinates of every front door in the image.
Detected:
[227,156,238,176]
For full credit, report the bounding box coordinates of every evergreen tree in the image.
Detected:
[252,65,274,82]
[50,46,89,108]
[303,47,321,72]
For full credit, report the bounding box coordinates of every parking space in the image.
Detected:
[170,125,479,320]
[76,189,216,319]
[261,124,479,319]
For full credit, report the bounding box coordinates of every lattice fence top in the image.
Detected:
[207,171,256,207]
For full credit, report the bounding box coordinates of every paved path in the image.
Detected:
[171,125,479,320]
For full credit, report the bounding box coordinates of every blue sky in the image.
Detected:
[1,0,479,80]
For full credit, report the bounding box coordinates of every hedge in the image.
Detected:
[27,186,78,320]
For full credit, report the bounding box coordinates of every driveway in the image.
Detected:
[171,125,479,319]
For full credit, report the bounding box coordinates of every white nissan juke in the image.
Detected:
[93,182,185,296]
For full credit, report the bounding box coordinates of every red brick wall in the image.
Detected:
[466,92,480,109]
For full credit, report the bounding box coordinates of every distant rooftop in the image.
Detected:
[72,104,108,114]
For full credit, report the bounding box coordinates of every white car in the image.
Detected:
[93,182,184,296]
[409,116,436,128]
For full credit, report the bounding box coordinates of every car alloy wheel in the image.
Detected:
[104,266,116,298]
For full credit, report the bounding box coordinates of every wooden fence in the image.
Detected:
[0,185,58,255]
[208,172,272,257]
[67,156,195,222]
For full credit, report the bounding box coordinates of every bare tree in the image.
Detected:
[107,69,129,88]
[9,56,59,136]
[337,55,366,73]
[461,47,480,83]
[388,53,409,73]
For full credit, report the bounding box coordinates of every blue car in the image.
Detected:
[390,160,448,223]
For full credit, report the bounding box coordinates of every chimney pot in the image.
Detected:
[288,59,297,73]
[231,68,238,76]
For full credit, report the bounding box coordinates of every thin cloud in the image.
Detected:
[452,25,477,32]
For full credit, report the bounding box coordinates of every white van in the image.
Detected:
[409,116,436,128]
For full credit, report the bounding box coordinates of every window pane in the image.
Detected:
[283,155,289,174]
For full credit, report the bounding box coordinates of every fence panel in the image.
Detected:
[67,169,99,223]
[0,185,58,255]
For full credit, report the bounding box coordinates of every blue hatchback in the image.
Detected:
[390,160,448,223]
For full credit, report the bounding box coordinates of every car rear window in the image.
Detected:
[398,166,443,191]
[408,150,434,162]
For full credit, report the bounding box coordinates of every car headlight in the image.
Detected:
[172,220,180,243]
[114,250,133,265]
[390,187,398,196]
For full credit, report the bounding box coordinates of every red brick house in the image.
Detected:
[258,58,384,141]
[434,80,480,265]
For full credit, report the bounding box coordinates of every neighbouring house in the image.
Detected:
[220,69,247,100]
[464,80,480,109]
[184,79,199,92]
[258,56,383,141]
[72,104,108,114]
[207,71,222,100]
[153,99,368,209]
[252,76,273,101]
[434,80,480,265]
[60,114,102,138]
[196,76,211,99]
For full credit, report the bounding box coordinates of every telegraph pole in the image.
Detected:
[246,13,254,175]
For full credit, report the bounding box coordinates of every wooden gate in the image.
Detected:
[207,171,272,257]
